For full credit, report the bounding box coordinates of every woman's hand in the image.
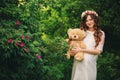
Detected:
[71,47,81,54]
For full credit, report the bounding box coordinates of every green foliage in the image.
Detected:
[97,52,120,80]
[0,0,120,80]
[41,37,71,80]
[0,0,43,80]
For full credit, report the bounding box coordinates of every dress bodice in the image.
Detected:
[83,30,96,50]
[84,30,105,52]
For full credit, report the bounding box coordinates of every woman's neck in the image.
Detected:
[88,28,95,32]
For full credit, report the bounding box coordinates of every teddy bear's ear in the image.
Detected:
[67,28,72,34]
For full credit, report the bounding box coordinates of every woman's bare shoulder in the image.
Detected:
[100,30,105,38]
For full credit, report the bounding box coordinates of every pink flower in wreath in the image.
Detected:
[8,38,13,43]
[19,42,25,47]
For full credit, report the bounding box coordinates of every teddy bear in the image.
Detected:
[65,28,86,61]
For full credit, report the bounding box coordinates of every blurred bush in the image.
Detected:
[0,0,120,80]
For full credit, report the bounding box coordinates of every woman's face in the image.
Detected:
[85,15,95,29]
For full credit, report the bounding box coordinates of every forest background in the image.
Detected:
[0,0,120,80]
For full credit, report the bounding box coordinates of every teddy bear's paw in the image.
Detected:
[76,58,83,61]
[74,56,84,61]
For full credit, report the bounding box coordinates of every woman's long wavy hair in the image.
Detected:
[80,14,103,48]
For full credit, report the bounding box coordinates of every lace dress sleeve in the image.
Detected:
[96,31,105,53]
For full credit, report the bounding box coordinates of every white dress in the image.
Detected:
[71,30,105,80]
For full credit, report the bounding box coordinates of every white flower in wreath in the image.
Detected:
[81,10,98,19]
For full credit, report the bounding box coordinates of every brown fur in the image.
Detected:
[66,28,86,61]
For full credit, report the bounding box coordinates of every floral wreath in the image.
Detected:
[81,10,98,19]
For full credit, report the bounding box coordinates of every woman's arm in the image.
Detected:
[80,48,101,55]
[72,47,101,55]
